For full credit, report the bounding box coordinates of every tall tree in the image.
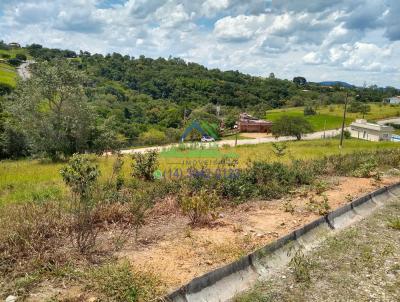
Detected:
[9,60,93,159]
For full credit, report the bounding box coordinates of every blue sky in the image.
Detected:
[1,0,399,87]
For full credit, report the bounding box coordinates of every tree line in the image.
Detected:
[0,43,399,160]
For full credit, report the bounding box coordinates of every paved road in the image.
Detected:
[17,60,33,80]
[117,127,345,155]
[377,117,400,125]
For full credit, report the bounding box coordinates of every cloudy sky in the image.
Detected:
[1,0,399,87]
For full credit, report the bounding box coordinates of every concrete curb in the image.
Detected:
[163,182,400,302]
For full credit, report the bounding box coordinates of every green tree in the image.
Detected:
[272,116,313,140]
[9,60,94,160]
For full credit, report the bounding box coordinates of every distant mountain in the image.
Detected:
[317,81,355,88]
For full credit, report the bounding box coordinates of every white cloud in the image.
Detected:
[0,0,399,87]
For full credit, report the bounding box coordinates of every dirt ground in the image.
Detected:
[118,176,400,293]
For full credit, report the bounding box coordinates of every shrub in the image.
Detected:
[131,150,159,181]
[303,106,316,116]
[0,83,13,96]
[15,53,27,61]
[307,195,330,215]
[60,154,100,253]
[178,188,220,225]
[343,129,351,139]
[352,158,377,178]
[7,58,22,67]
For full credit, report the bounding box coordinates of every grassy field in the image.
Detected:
[266,103,400,131]
[0,62,17,87]
[0,48,30,59]
[1,138,399,205]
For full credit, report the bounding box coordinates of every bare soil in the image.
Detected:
[118,176,399,293]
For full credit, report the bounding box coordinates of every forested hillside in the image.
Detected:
[0,42,399,159]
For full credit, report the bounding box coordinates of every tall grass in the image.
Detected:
[0,139,398,205]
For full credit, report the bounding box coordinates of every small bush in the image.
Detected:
[179,188,220,225]
[7,58,22,67]
[283,200,295,214]
[343,129,351,139]
[307,195,330,215]
[132,150,159,181]
[60,154,100,253]
[303,106,316,116]
[15,53,27,61]
[314,180,328,195]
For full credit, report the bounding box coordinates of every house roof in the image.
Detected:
[350,119,393,132]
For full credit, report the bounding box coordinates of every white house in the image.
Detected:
[350,119,393,142]
[384,96,400,104]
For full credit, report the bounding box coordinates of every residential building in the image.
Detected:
[350,119,393,141]
[238,113,273,133]
[384,96,400,104]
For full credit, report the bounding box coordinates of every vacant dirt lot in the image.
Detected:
[118,176,399,293]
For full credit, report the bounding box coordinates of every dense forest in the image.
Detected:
[0,42,399,159]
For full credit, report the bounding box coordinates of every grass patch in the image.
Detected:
[387,217,400,230]
[266,103,400,131]
[87,261,164,302]
[0,62,17,87]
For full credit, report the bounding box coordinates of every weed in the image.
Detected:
[179,188,220,225]
[387,217,400,230]
[314,179,328,195]
[283,200,295,214]
[288,249,313,284]
[271,142,287,157]
[87,261,163,302]
[307,194,330,215]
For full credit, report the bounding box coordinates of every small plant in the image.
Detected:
[179,188,220,225]
[345,194,353,203]
[60,154,100,253]
[271,142,287,157]
[307,194,330,216]
[387,217,400,230]
[132,150,159,181]
[283,200,295,214]
[288,249,312,283]
[343,129,351,139]
[353,158,378,178]
[314,179,328,195]
[109,154,125,190]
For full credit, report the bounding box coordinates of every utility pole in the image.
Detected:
[339,92,349,149]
